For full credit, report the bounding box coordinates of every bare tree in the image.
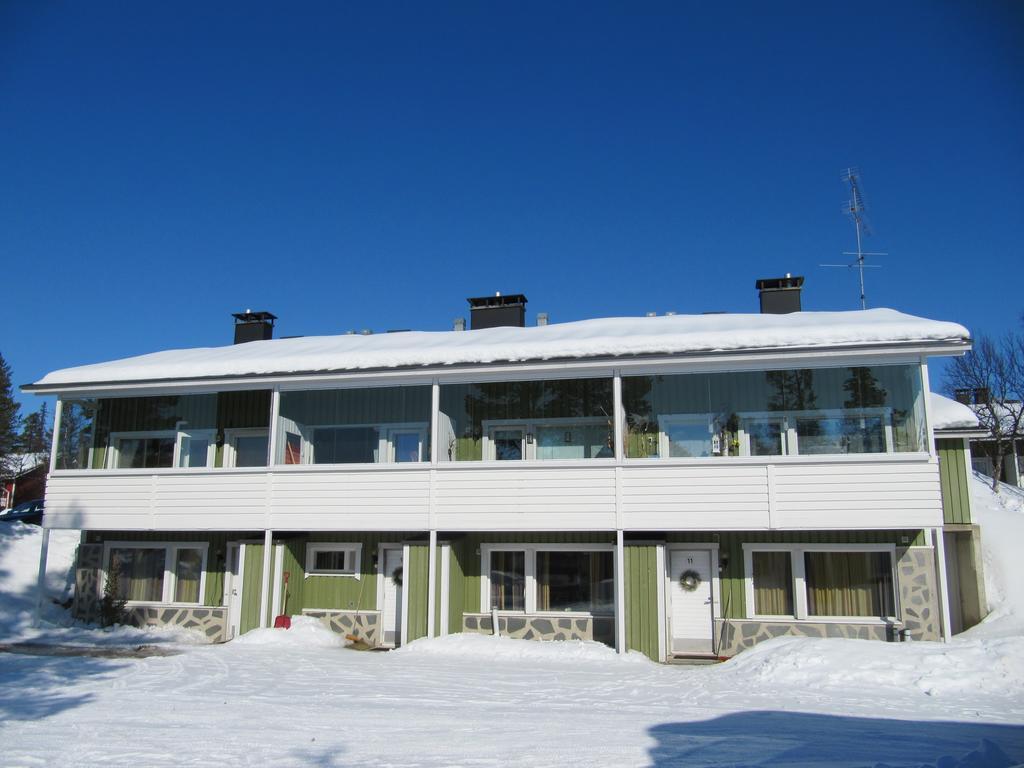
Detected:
[946,332,1024,491]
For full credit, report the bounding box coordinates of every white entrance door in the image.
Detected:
[225,543,245,640]
[379,546,404,648]
[668,549,715,655]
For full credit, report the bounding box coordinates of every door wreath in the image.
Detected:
[679,569,702,592]
[391,565,403,588]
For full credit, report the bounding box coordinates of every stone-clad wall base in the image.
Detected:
[303,610,380,646]
[715,545,941,656]
[72,543,226,642]
[900,547,940,641]
[463,614,615,647]
[122,606,228,643]
[715,619,890,657]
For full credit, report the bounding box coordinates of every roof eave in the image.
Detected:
[934,427,989,439]
[21,337,972,397]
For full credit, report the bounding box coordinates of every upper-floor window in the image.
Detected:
[223,428,271,468]
[622,364,925,459]
[438,378,614,461]
[275,385,431,465]
[56,391,272,470]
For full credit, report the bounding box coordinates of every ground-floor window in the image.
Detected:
[751,550,794,616]
[743,544,896,621]
[305,543,362,577]
[103,542,209,605]
[483,545,614,615]
[804,551,895,618]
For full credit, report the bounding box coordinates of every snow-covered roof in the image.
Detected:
[966,400,1024,437]
[929,393,982,431]
[29,308,970,389]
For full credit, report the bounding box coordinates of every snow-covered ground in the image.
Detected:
[1,478,1022,767]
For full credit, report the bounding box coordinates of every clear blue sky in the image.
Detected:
[2,2,1022,413]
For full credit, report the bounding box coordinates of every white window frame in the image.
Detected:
[737,414,790,457]
[305,543,362,578]
[481,417,611,461]
[742,543,899,623]
[223,427,270,468]
[788,407,894,456]
[482,420,529,461]
[382,424,428,463]
[648,407,896,460]
[657,414,717,458]
[174,422,217,468]
[480,543,616,616]
[298,422,430,466]
[309,423,382,465]
[107,430,178,469]
[107,428,218,469]
[101,541,209,606]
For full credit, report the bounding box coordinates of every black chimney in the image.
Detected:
[467,293,527,330]
[232,311,277,344]
[756,275,804,314]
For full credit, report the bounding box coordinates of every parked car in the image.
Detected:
[0,499,45,525]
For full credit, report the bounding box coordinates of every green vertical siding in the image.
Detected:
[938,438,972,524]
[300,558,377,611]
[434,544,444,633]
[453,537,480,614]
[298,533,414,611]
[405,544,430,642]
[278,539,305,616]
[240,541,266,634]
[624,544,660,660]
[446,540,466,633]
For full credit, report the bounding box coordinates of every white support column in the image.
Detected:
[49,398,63,473]
[400,544,411,647]
[613,371,627,654]
[612,371,624,461]
[33,528,51,627]
[259,529,274,629]
[920,358,935,456]
[439,544,451,635]
[429,381,440,465]
[427,529,437,638]
[267,388,282,465]
[932,527,952,642]
[655,543,666,662]
[615,529,626,654]
[427,380,440,639]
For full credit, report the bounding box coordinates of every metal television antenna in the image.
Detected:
[821,168,886,309]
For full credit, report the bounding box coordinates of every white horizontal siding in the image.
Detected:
[772,460,942,529]
[44,456,943,532]
[434,467,617,530]
[621,465,771,529]
[44,475,157,529]
[152,474,270,530]
[269,471,430,530]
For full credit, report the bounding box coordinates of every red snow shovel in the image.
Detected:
[273,571,292,629]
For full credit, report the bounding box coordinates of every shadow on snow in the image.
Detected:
[0,651,124,721]
[648,711,1024,768]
